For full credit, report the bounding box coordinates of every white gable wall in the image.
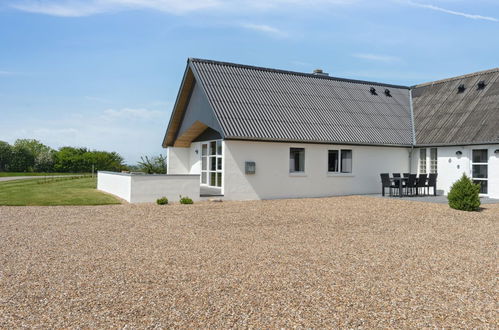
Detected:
[223,140,410,200]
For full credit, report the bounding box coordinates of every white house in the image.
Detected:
[162,59,498,200]
[99,59,499,201]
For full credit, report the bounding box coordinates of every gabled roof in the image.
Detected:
[163,58,414,147]
[412,68,499,146]
[164,58,499,148]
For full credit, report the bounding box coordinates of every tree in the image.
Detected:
[0,141,12,171]
[14,139,55,172]
[53,147,126,173]
[137,155,167,174]
[9,145,35,172]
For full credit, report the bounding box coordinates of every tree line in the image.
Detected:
[0,139,127,173]
[0,139,168,174]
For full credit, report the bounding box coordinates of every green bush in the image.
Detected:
[447,174,481,211]
[156,197,168,205]
[179,195,193,204]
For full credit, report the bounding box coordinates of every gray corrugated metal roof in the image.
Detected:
[189,58,413,146]
[412,68,499,145]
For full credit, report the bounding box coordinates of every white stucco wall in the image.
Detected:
[129,174,200,203]
[222,140,410,200]
[414,145,499,198]
[489,147,499,199]
[166,147,190,174]
[97,171,131,201]
[166,144,202,175]
[97,171,200,203]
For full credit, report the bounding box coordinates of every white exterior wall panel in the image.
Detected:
[129,175,200,203]
[223,140,410,200]
[414,145,499,198]
[166,147,190,174]
[97,171,132,202]
[97,171,200,203]
[489,147,499,198]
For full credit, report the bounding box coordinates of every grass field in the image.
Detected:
[0,177,121,206]
[0,172,87,177]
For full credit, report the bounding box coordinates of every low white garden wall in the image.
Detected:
[97,171,200,203]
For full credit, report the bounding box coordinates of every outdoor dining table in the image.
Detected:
[390,177,408,197]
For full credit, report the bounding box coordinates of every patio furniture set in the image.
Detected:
[380,173,438,197]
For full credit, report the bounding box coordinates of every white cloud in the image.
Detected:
[353,53,402,63]
[10,0,221,16]
[240,23,287,37]
[407,1,498,22]
[103,108,165,120]
[9,0,359,17]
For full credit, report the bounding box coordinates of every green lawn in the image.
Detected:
[0,172,88,177]
[0,177,121,206]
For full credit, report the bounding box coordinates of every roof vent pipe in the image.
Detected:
[313,69,329,76]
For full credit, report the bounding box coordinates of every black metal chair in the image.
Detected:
[403,173,410,178]
[392,173,402,190]
[405,174,417,196]
[380,173,397,197]
[416,174,427,196]
[426,173,438,196]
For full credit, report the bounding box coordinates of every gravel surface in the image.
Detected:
[0,196,497,328]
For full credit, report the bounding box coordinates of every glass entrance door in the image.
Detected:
[472,149,488,194]
[201,140,222,188]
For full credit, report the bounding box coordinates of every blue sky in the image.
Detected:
[0,0,497,164]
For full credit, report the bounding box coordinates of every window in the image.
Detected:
[419,149,427,174]
[341,150,352,173]
[328,150,339,172]
[328,149,352,173]
[201,140,223,188]
[289,148,305,173]
[430,148,438,174]
[472,149,488,194]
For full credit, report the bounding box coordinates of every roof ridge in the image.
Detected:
[414,67,499,88]
[188,57,411,89]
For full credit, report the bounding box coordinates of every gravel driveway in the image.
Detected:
[0,196,497,328]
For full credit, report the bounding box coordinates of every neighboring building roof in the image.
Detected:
[412,68,499,146]
[163,58,414,147]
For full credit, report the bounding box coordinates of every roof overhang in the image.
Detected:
[162,63,196,147]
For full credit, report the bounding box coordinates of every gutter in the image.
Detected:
[408,88,416,173]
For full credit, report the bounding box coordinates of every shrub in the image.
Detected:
[447,174,481,211]
[156,197,168,205]
[179,195,193,204]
